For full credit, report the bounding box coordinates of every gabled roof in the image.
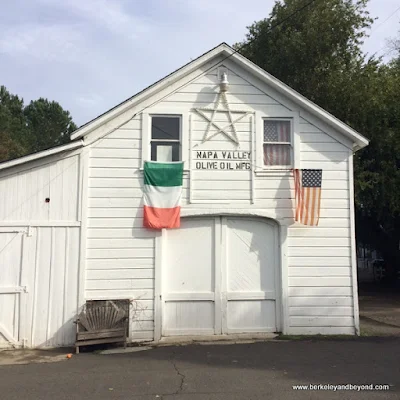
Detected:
[0,43,368,173]
[71,42,369,150]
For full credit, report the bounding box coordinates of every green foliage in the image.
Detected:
[24,98,76,153]
[235,0,400,280]
[0,86,77,162]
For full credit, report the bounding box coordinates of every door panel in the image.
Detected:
[163,218,216,335]
[225,218,277,333]
[162,217,278,336]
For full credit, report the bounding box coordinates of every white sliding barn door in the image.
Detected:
[163,218,217,336]
[162,217,278,336]
[225,218,277,333]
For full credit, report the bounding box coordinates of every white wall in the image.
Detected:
[86,61,355,339]
[0,152,82,348]
[0,154,80,221]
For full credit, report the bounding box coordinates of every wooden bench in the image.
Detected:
[75,300,129,354]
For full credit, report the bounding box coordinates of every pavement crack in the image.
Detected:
[170,355,186,394]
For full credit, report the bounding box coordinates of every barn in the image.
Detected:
[0,43,368,348]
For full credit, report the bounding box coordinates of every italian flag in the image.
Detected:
[143,161,184,229]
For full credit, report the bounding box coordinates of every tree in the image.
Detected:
[24,98,76,153]
[234,0,374,120]
[234,0,400,283]
[0,86,29,160]
[0,87,78,162]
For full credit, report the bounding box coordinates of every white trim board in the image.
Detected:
[0,141,83,173]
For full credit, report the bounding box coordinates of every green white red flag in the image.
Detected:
[143,161,184,229]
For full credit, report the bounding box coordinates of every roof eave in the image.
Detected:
[0,140,84,172]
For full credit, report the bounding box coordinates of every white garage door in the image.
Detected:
[162,217,279,336]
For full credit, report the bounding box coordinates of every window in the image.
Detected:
[151,116,181,162]
[263,120,292,167]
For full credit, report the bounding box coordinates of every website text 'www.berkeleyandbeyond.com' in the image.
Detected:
[292,384,390,391]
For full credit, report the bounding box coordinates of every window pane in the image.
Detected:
[152,116,180,140]
[264,120,290,142]
[151,142,181,161]
[263,144,291,166]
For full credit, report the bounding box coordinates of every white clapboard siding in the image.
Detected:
[94,138,141,149]
[85,290,154,300]
[289,307,353,316]
[288,297,353,307]
[290,317,354,327]
[86,259,154,269]
[289,256,351,267]
[288,228,350,238]
[301,142,349,153]
[289,237,350,247]
[87,238,154,249]
[87,269,154,280]
[287,327,355,335]
[289,277,352,287]
[84,62,356,338]
[288,247,351,257]
[180,82,266,95]
[91,158,141,168]
[87,116,157,340]
[87,228,158,239]
[86,248,154,259]
[86,279,154,291]
[300,151,349,162]
[289,287,353,297]
[289,267,351,277]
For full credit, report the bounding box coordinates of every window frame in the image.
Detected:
[262,118,293,169]
[150,114,182,162]
[255,111,300,173]
[141,111,188,167]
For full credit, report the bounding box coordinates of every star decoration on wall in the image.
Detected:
[194,91,251,144]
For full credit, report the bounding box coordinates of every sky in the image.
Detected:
[1,0,399,127]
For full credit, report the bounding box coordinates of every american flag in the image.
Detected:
[264,121,291,166]
[293,169,322,226]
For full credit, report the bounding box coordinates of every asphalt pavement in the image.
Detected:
[1,338,399,400]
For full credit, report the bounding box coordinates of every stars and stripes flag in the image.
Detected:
[293,169,322,226]
[263,121,291,166]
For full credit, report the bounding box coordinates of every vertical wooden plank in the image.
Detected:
[220,217,228,334]
[280,224,289,334]
[48,227,67,346]
[31,228,40,346]
[154,230,163,342]
[293,111,301,170]
[141,113,149,166]
[255,111,262,172]
[64,227,80,345]
[62,227,69,340]
[349,153,359,335]
[20,228,36,347]
[214,217,222,334]
[274,222,282,332]
[49,160,62,220]
[46,227,55,343]
[188,114,193,204]
[250,115,255,203]
[77,150,89,314]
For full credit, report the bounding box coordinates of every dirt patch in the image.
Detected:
[0,348,74,366]
[359,284,400,336]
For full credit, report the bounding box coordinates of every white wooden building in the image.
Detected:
[0,43,368,348]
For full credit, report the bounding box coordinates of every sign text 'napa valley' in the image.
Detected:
[194,151,251,170]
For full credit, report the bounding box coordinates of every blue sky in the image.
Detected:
[1,0,399,126]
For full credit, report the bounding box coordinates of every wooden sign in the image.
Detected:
[194,151,251,170]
